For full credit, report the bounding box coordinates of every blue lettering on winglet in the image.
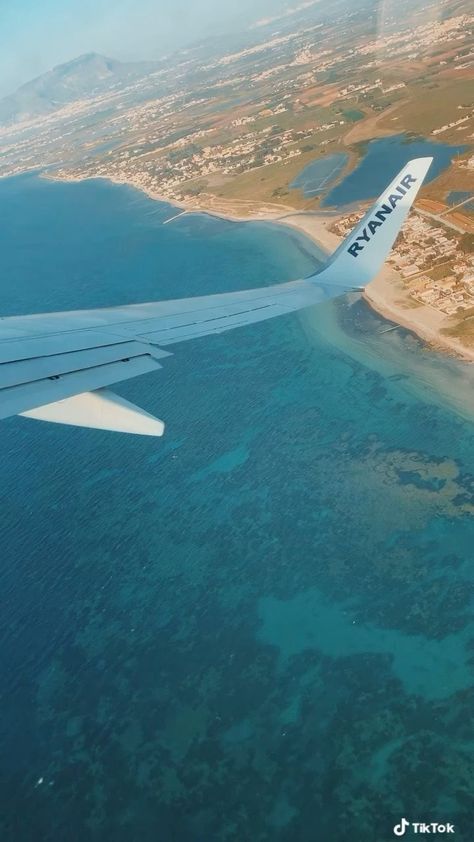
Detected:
[347,173,417,258]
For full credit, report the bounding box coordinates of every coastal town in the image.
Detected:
[1,0,473,213]
[0,0,472,355]
[31,1,474,211]
[331,166,474,319]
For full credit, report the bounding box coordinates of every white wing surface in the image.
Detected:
[0,158,432,436]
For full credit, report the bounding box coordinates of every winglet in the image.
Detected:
[311,157,433,289]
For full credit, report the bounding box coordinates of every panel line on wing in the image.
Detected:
[0,341,161,389]
[143,302,275,335]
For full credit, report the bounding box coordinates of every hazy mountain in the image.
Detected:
[0,53,160,126]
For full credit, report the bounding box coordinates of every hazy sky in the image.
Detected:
[0,0,294,97]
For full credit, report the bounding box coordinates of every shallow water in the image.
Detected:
[322,134,468,207]
[290,152,348,198]
[447,191,474,212]
[0,173,473,841]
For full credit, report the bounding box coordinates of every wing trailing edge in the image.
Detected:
[0,158,433,437]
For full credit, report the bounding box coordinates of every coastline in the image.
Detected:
[284,210,474,363]
[43,170,474,363]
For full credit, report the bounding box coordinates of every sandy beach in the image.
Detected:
[265,211,474,364]
[363,268,474,362]
[46,171,474,364]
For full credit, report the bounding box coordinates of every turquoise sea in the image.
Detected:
[1,172,474,841]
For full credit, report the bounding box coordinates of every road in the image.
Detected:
[414,208,467,235]
[440,194,474,216]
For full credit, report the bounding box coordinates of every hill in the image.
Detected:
[0,53,159,125]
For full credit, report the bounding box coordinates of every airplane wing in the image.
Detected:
[0,157,432,436]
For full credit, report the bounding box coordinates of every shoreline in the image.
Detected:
[43,170,474,364]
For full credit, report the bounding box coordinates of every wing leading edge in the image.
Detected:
[0,157,432,436]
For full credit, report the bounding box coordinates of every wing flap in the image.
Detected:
[0,329,137,365]
[21,388,165,436]
[0,354,161,420]
[0,340,161,389]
